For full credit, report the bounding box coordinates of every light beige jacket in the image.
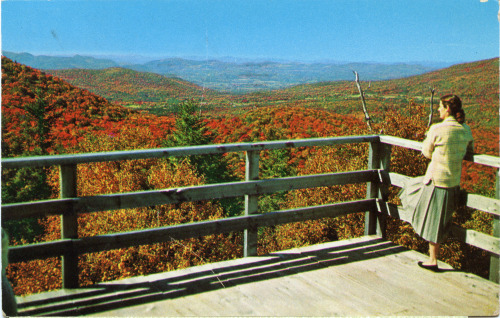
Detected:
[422,116,474,187]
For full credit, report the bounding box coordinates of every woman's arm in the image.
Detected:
[464,124,474,154]
[421,129,435,159]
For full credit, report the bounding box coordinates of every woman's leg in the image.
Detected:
[425,242,440,266]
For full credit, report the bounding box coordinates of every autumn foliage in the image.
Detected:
[2,56,498,295]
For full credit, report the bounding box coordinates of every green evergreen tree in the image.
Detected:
[167,100,242,216]
[259,149,297,213]
[169,99,211,147]
[2,93,52,242]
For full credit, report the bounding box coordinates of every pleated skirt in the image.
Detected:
[398,177,460,244]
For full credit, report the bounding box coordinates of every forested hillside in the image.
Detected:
[47,67,221,110]
[284,58,498,128]
[2,56,175,221]
[2,56,498,295]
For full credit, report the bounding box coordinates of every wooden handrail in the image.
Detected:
[1,135,380,169]
[2,170,380,220]
[8,199,376,263]
[379,135,500,168]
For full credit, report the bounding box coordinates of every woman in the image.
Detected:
[399,94,473,271]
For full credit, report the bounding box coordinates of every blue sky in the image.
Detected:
[1,0,499,63]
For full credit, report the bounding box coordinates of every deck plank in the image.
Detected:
[15,235,499,316]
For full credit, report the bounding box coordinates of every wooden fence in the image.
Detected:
[2,135,499,288]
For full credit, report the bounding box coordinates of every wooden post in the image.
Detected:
[365,141,392,236]
[60,164,78,288]
[489,168,499,283]
[244,150,260,257]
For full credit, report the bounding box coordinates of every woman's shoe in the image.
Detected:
[418,261,440,272]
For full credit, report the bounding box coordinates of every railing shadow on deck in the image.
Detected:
[18,237,409,316]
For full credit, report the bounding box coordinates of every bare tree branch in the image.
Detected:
[353,71,373,131]
[427,87,436,127]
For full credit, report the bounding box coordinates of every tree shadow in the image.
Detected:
[17,237,407,316]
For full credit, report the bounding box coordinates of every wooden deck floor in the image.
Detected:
[16,235,499,316]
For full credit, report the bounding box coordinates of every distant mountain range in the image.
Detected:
[3,51,119,69]
[3,51,453,93]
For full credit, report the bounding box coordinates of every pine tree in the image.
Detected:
[170,99,211,147]
[2,93,52,242]
[167,100,242,216]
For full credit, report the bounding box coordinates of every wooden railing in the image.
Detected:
[2,135,499,288]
